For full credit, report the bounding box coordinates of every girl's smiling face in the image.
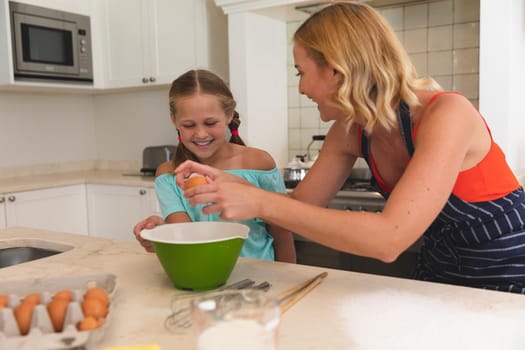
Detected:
[172,93,232,162]
[293,43,342,122]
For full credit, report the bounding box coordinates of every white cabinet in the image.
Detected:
[0,0,228,92]
[0,185,89,235]
[98,0,217,89]
[86,184,159,241]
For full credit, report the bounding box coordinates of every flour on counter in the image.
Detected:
[338,289,525,350]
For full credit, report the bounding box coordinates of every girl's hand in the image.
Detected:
[133,215,165,252]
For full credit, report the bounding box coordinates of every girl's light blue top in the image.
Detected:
[155,168,286,261]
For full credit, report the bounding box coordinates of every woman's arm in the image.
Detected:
[182,95,483,262]
[291,120,358,207]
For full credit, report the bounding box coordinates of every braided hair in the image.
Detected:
[169,70,246,167]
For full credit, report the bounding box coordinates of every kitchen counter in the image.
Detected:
[2,228,525,349]
[0,169,155,194]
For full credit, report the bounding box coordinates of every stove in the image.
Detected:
[341,180,377,192]
[334,180,385,212]
[286,179,386,212]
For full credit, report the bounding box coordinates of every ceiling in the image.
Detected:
[294,0,426,14]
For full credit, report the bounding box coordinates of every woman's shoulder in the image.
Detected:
[416,90,471,114]
[239,146,276,170]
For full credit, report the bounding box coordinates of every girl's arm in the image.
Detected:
[165,211,192,223]
[268,223,296,263]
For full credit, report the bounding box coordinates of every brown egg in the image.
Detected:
[81,298,107,318]
[14,302,35,335]
[0,294,8,309]
[77,316,103,331]
[22,293,41,305]
[84,287,110,307]
[53,290,73,302]
[47,298,70,332]
[184,173,207,190]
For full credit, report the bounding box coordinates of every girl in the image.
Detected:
[134,69,296,263]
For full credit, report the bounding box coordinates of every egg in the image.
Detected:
[22,293,41,305]
[53,290,73,302]
[84,287,110,307]
[81,297,107,318]
[14,302,35,335]
[0,294,8,309]
[184,173,207,190]
[77,315,103,331]
[47,298,70,332]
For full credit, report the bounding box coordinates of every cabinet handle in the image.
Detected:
[149,76,156,82]
[8,195,15,202]
[142,77,149,83]
[139,189,147,195]
[0,197,4,203]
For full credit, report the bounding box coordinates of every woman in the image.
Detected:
[133,69,296,263]
[176,2,525,293]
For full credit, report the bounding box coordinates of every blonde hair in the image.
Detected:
[293,1,441,134]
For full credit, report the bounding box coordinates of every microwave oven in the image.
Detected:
[9,1,93,84]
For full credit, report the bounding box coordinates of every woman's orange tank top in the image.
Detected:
[427,92,520,202]
[365,91,520,202]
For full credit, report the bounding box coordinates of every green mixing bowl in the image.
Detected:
[140,222,249,291]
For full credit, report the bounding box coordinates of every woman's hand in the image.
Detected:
[132,215,165,252]
[185,181,266,221]
[174,160,251,188]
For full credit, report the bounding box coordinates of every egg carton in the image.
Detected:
[0,273,117,350]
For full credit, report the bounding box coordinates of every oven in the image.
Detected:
[291,181,421,279]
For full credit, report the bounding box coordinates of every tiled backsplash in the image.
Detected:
[287,0,480,162]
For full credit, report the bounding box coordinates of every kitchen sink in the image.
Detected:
[0,246,66,268]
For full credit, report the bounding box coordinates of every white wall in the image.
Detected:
[0,92,97,167]
[479,0,525,179]
[0,87,176,168]
[227,8,289,167]
[93,88,176,161]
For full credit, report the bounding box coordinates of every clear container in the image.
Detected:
[191,289,280,350]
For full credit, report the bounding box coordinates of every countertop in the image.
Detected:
[1,168,384,202]
[0,170,155,194]
[2,228,525,349]
[4,167,522,200]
